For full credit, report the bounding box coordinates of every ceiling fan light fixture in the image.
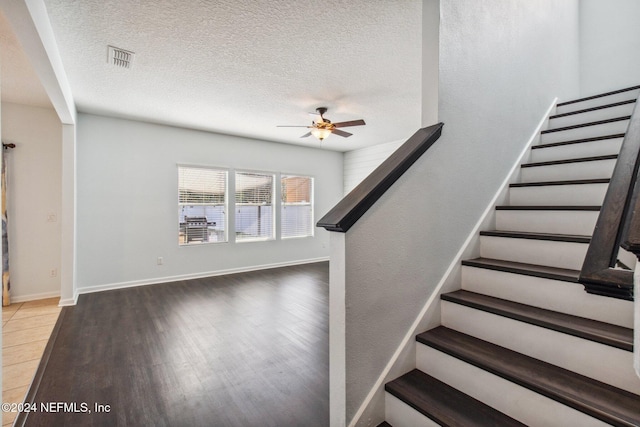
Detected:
[277,107,365,141]
[311,128,331,141]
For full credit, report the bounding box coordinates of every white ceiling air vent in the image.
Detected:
[107,45,134,69]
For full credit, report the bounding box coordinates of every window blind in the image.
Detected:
[178,166,227,245]
[281,175,313,238]
[235,172,275,241]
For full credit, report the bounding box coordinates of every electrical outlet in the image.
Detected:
[49,268,57,278]
[157,257,164,266]
[47,213,57,222]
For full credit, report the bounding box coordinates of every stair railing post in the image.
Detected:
[329,232,347,427]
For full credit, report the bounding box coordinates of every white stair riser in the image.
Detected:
[495,210,598,235]
[385,393,440,427]
[509,184,607,206]
[556,91,640,115]
[416,345,610,427]
[441,302,640,395]
[548,103,636,129]
[521,159,616,182]
[530,138,623,163]
[461,266,633,328]
[479,236,587,270]
[540,120,629,144]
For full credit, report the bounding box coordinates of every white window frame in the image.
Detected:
[178,165,228,246]
[235,170,276,242]
[281,175,314,239]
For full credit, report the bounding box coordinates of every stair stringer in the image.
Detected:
[349,98,558,427]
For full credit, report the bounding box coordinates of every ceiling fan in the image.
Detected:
[277,107,366,141]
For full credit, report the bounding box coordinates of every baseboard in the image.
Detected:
[9,291,61,304]
[58,295,78,307]
[349,98,558,427]
[77,257,330,296]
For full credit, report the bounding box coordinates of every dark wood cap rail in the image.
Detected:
[317,123,444,233]
[621,105,640,256]
[579,89,640,300]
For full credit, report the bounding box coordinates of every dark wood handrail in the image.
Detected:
[317,123,444,233]
[579,92,640,300]
[621,112,640,257]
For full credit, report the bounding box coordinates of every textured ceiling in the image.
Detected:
[8,0,423,151]
[0,10,52,109]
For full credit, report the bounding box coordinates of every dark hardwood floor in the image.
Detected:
[24,262,329,427]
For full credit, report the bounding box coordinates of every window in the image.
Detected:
[178,166,227,245]
[235,171,275,242]
[281,175,314,238]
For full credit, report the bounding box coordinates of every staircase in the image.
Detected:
[380,86,640,427]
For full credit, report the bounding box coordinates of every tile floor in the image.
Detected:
[2,298,61,427]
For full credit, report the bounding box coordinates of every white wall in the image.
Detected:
[343,0,440,198]
[343,139,404,194]
[75,114,342,293]
[422,0,440,125]
[339,1,581,425]
[1,102,62,302]
[579,0,640,96]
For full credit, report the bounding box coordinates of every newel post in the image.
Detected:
[329,232,347,426]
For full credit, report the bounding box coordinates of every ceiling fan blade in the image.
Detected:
[277,125,312,128]
[333,119,366,128]
[300,132,312,138]
[331,129,353,138]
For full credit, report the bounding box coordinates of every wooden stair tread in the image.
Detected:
[521,154,617,168]
[461,257,580,282]
[550,99,636,119]
[531,133,625,150]
[495,205,600,211]
[385,369,526,427]
[541,116,630,134]
[510,178,610,187]
[441,290,633,350]
[557,85,640,107]
[479,230,590,243]
[417,327,640,427]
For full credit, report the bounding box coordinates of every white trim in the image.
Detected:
[58,296,78,307]
[2,0,76,124]
[348,98,557,427]
[60,124,77,308]
[9,291,61,304]
[77,257,329,296]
